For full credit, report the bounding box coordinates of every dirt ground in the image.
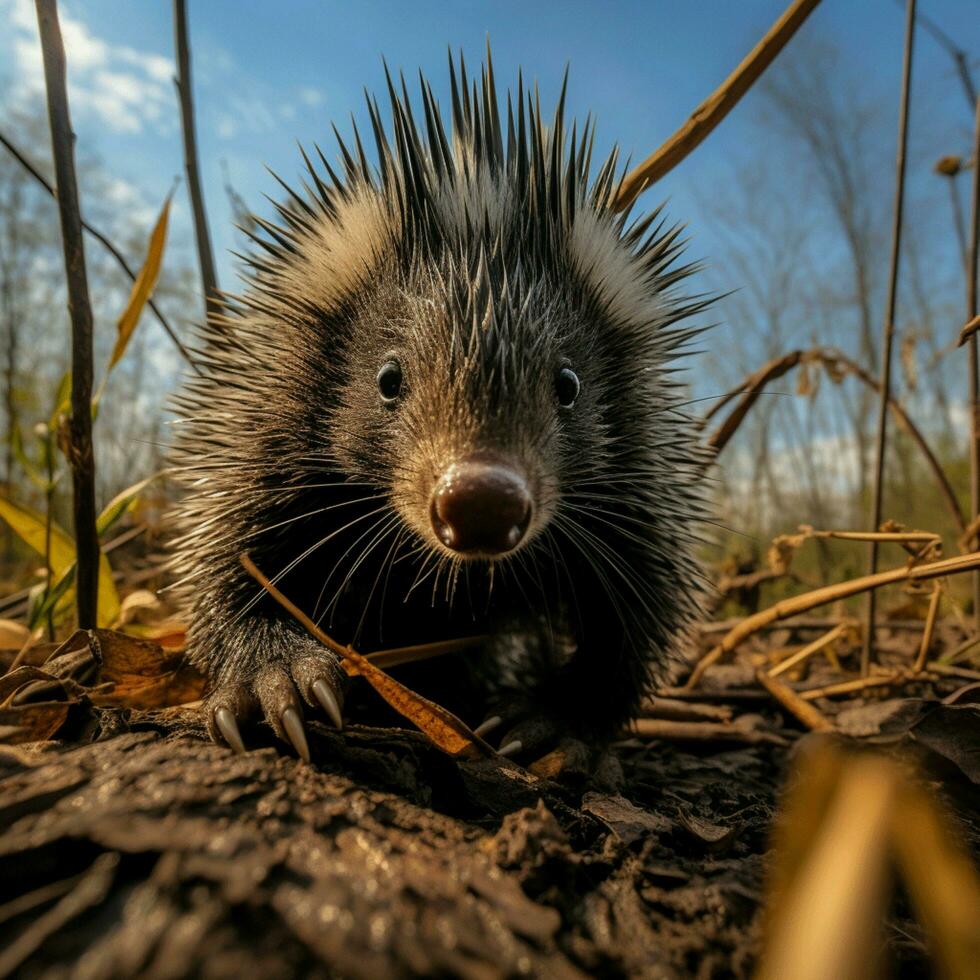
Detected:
[1,622,979,978]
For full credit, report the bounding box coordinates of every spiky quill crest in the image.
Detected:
[169,51,712,728]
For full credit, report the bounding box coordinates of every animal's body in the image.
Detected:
[169,55,709,761]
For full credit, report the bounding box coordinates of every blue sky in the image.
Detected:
[2,0,978,334]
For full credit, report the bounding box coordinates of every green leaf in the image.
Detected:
[0,494,120,628]
[50,372,71,427]
[97,474,158,536]
[28,566,75,631]
[10,423,49,492]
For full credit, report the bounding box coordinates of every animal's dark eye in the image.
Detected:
[556,367,580,408]
[377,359,403,403]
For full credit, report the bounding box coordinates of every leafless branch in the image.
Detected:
[173,0,220,321]
[34,0,98,628]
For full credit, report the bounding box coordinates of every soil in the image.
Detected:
[1,626,978,979]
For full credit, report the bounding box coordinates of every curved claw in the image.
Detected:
[474,715,503,739]
[312,677,344,730]
[498,739,523,758]
[281,706,311,763]
[214,706,246,754]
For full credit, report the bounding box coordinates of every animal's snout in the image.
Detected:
[430,454,532,556]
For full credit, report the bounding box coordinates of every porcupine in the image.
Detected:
[169,52,710,765]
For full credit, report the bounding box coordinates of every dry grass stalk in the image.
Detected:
[799,672,913,701]
[758,750,897,980]
[612,0,822,212]
[911,583,942,673]
[759,742,980,980]
[630,717,787,746]
[363,634,486,669]
[768,622,849,678]
[965,96,980,627]
[684,550,980,689]
[928,661,980,682]
[864,0,918,676]
[755,668,834,732]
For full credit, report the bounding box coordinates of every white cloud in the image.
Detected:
[299,86,324,108]
[217,116,237,140]
[101,175,157,226]
[3,0,176,135]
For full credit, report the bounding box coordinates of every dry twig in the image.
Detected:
[768,622,850,678]
[612,0,822,212]
[755,669,834,732]
[684,550,980,689]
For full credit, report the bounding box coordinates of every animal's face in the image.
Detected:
[328,257,608,564]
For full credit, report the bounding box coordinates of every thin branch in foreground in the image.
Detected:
[173,0,221,321]
[612,0,823,212]
[864,0,917,676]
[0,131,198,370]
[35,0,98,629]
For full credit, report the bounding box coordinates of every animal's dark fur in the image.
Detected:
[169,53,710,746]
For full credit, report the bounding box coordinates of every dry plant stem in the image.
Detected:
[43,438,55,642]
[239,554,486,758]
[35,0,98,630]
[808,530,938,545]
[0,132,196,369]
[864,0,917,676]
[940,633,980,665]
[966,96,980,628]
[630,718,786,746]
[959,313,980,347]
[912,583,942,673]
[757,756,898,980]
[798,673,906,702]
[612,0,822,212]
[706,351,801,445]
[768,622,847,678]
[958,510,980,551]
[755,669,833,732]
[173,0,220,321]
[891,780,980,980]
[684,550,980,689]
[707,347,964,533]
[929,661,980,682]
[364,635,486,670]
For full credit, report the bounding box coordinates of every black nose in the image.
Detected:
[430,455,532,555]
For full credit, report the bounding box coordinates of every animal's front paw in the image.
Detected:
[473,708,623,788]
[205,645,346,761]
